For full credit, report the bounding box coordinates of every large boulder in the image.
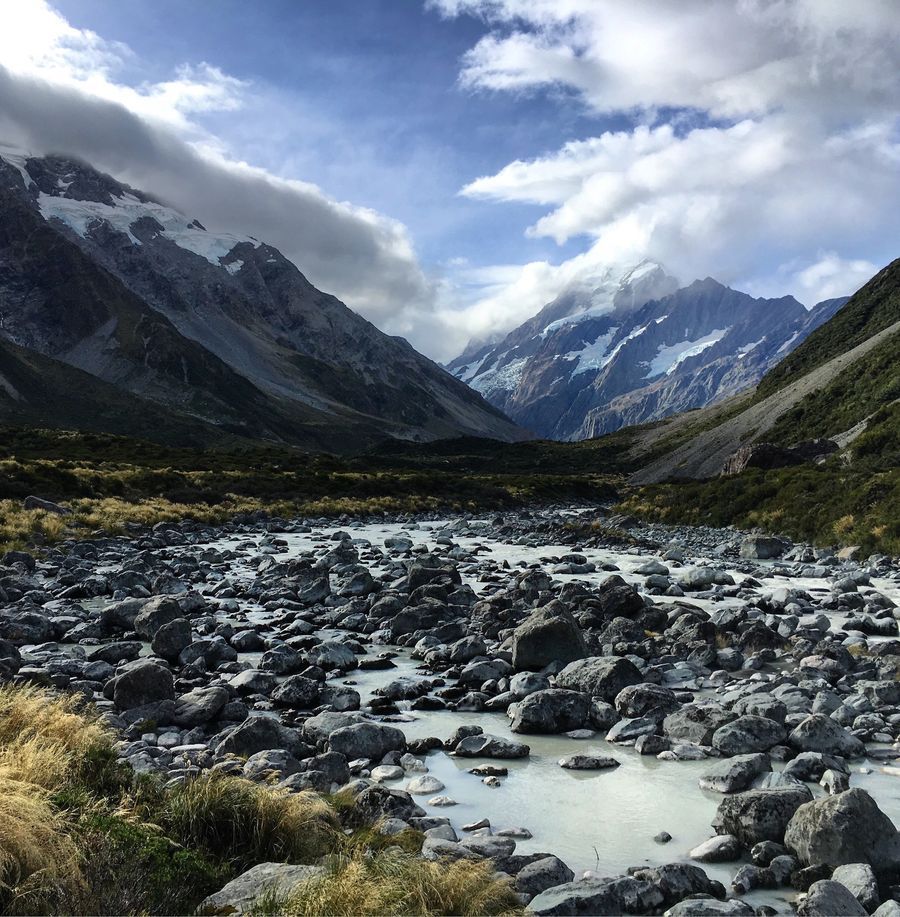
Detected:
[740,536,787,560]
[555,656,642,702]
[173,686,229,727]
[453,733,530,759]
[133,596,183,640]
[714,786,813,846]
[151,617,192,661]
[664,703,735,745]
[510,689,590,734]
[112,658,175,710]
[788,714,865,758]
[698,754,772,794]
[327,722,405,760]
[830,864,879,912]
[614,683,680,722]
[197,862,324,915]
[785,789,900,875]
[711,716,786,756]
[527,875,664,916]
[798,880,867,917]
[512,602,588,671]
[217,715,301,758]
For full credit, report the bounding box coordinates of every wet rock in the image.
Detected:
[516,856,575,897]
[112,658,175,710]
[690,835,742,863]
[798,880,867,916]
[510,689,590,734]
[555,656,643,702]
[785,789,900,875]
[512,603,588,671]
[788,714,865,758]
[558,754,620,770]
[698,754,771,793]
[327,722,405,760]
[714,786,814,846]
[711,716,786,756]
[197,862,324,915]
[454,733,530,759]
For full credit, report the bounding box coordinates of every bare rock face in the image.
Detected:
[448,263,845,441]
[721,443,806,475]
[785,789,900,876]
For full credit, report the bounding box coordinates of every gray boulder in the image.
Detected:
[151,617,192,661]
[327,722,405,760]
[516,856,575,897]
[173,686,229,727]
[453,733,530,758]
[799,880,867,917]
[555,656,642,702]
[830,863,879,912]
[512,602,587,671]
[664,703,734,745]
[711,716,786,756]
[714,786,813,846]
[788,714,865,757]
[614,683,680,721]
[699,754,771,793]
[785,789,900,875]
[112,658,175,710]
[197,862,323,915]
[510,689,590,734]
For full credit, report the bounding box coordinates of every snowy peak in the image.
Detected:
[448,266,847,440]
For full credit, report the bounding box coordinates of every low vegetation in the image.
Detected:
[0,684,521,917]
[0,426,622,554]
[257,849,521,917]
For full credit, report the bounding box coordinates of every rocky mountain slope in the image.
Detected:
[448,263,846,440]
[629,258,899,483]
[0,148,522,450]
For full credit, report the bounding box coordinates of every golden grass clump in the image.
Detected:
[267,849,522,917]
[145,774,340,869]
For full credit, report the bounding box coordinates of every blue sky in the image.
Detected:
[1,1,898,360]
[50,0,599,270]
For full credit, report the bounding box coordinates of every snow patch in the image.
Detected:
[645,328,729,378]
[777,331,801,354]
[224,259,244,275]
[36,187,259,267]
[0,144,34,188]
[469,357,527,399]
[737,337,766,358]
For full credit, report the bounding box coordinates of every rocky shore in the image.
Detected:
[3,505,900,916]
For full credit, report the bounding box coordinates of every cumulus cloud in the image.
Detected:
[0,0,435,336]
[432,0,900,323]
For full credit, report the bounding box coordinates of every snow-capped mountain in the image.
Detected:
[447,264,847,440]
[0,147,523,449]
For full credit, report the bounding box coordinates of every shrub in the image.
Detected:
[260,848,522,917]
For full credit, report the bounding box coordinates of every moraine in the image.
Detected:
[3,506,900,914]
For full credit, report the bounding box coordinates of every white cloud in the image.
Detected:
[433,0,900,339]
[0,0,437,342]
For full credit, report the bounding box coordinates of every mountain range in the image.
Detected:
[0,147,522,451]
[448,262,847,440]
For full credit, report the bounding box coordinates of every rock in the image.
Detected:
[698,754,771,793]
[614,683,680,721]
[722,442,806,475]
[271,675,321,708]
[173,686,229,727]
[788,714,865,758]
[740,536,786,560]
[512,603,588,671]
[711,716,786,756]
[665,900,754,916]
[23,495,70,515]
[197,862,324,915]
[327,722,405,760]
[229,669,278,695]
[307,641,358,672]
[151,617,192,661]
[516,856,575,897]
[559,754,619,770]
[555,656,643,702]
[510,689,590,734]
[510,671,551,698]
[785,789,900,875]
[664,704,734,745]
[690,835,742,863]
[218,715,299,757]
[527,875,664,916]
[873,903,900,917]
[112,658,175,710]
[354,785,425,822]
[830,863,879,912]
[714,786,814,846]
[133,596,183,640]
[453,734,530,759]
[799,880,867,916]
[406,775,445,795]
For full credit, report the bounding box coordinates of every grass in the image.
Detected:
[0,684,521,916]
[255,848,522,917]
[0,426,622,554]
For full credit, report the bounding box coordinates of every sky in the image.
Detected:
[0,0,898,361]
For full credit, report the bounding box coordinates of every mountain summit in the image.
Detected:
[0,147,523,450]
[448,263,845,440]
